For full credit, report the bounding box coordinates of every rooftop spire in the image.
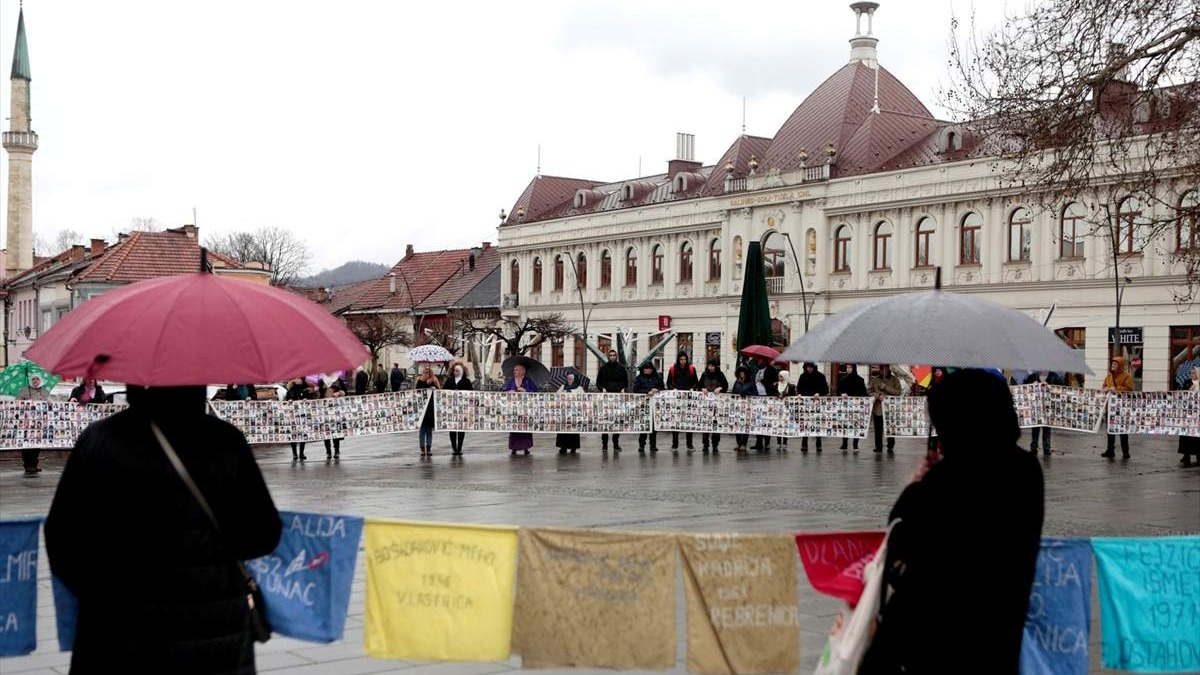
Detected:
[848,2,879,68]
[11,7,31,81]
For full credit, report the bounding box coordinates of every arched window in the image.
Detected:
[960,212,983,264]
[1179,191,1199,252]
[509,259,520,295]
[553,255,565,291]
[1060,202,1086,258]
[805,229,817,275]
[532,257,543,292]
[576,252,587,288]
[915,216,935,267]
[679,241,694,282]
[624,247,638,286]
[1117,196,1149,254]
[1007,207,1032,262]
[834,225,852,272]
[872,221,893,270]
[651,244,665,284]
[762,231,786,277]
[600,250,612,288]
[708,238,722,280]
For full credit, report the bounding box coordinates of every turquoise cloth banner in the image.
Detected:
[1093,536,1200,673]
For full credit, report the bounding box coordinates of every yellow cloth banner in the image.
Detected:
[363,520,517,661]
[680,533,801,674]
[513,527,677,670]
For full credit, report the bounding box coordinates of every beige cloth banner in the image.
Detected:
[680,533,801,675]
[513,528,677,670]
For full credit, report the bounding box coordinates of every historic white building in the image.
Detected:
[497,3,1198,391]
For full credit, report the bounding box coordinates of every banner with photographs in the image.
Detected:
[883,396,933,438]
[653,391,872,438]
[0,401,127,450]
[1106,391,1200,436]
[434,390,651,434]
[209,391,432,444]
[1010,383,1108,433]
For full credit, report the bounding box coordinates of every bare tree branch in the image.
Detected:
[205,226,312,286]
[343,314,412,368]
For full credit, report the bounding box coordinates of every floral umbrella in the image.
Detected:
[0,360,60,397]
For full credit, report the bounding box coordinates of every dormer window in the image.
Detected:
[937,126,966,153]
[573,190,587,208]
[622,184,635,201]
[672,174,687,193]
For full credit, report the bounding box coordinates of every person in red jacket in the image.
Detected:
[666,352,699,452]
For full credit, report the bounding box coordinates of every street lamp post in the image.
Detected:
[777,232,812,333]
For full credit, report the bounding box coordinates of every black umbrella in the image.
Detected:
[501,355,552,388]
[548,366,591,391]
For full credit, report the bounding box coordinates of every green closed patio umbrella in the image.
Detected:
[736,241,774,352]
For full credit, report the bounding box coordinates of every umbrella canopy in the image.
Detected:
[910,365,933,388]
[0,360,60,396]
[25,273,369,386]
[548,366,591,391]
[739,345,782,363]
[736,241,774,351]
[408,344,455,363]
[1175,357,1200,389]
[779,290,1092,374]
[501,355,552,388]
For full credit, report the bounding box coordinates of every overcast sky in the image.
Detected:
[0,0,1013,273]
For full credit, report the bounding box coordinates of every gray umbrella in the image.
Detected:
[779,290,1092,374]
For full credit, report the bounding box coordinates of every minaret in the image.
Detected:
[4,6,37,276]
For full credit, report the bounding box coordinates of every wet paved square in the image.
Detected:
[2,430,1197,674]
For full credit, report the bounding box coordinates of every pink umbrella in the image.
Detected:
[26,273,368,386]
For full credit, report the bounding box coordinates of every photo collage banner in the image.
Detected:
[209,390,432,444]
[1011,383,1111,433]
[1107,391,1200,436]
[434,390,651,434]
[653,390,873,438]
[0,401,127,450]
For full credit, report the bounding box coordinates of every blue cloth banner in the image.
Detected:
[51,576,78,651]
[0,517,42,656]
[1093,536,1200,673]
[1019,538,1091,675]
[246,511,364,643]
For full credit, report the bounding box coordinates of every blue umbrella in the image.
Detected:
[1176,357,1200,388]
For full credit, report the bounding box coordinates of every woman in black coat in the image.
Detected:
[837,364,867,451]
[444,362,472,456]
[45,385,282,675]
[859,370,1043,675]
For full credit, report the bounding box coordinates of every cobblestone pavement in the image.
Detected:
[2,430,1197,675]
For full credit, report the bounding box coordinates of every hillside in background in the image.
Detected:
[296,260,389,288]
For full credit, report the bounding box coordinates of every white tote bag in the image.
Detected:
[813,527,891,675]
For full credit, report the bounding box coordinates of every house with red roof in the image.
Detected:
[496,2,1195,389]
[332,243,499,371]
[3,224,270,366]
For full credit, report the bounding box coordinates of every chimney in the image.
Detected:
[388,273,397,294]
[181,224,197,238]
[482,241,491,249]
[668,132,702,179]
[90,238,105,257]
[848,2,880,66]
[405,244,415,259]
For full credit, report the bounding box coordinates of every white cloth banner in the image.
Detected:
[1010,383,1108,432]
[882,397,933,438]
[434,390,651,434]
[0,401,128,450]
[209,391,432,444]
[653,391,872,437]
[1107,391,1200,436]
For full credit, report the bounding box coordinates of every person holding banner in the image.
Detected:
[597,349,627,452]
[69,377,107,405]
[869,365,902,454]
[859,369,1044,674]
[731,366,757,453]
[505,363,538,455]
[1179,366,1199,467]
[444,362,472,456]
[699,359,728,453]
[45,385,283,674]
[667,352,700,452]
[634,362,665,453]
[322,379,345,460]
[1022,371,1062,456]
[1101,357,1134,459]
[838,364,867,452]
[416,365,441,457]
[285,378,309,461]
[797,363,828,453]
[555,371,583,454]
[16,374,50,474]
[774,370,796,450]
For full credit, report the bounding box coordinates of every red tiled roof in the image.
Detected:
[762,62,936,177]
[505,175,606,225]
[73,227,239,283]
[415,245,500,311]
[325,277,376,314]
[2,245,93,288]
[700,135,773,196]
[340,248,475,313]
